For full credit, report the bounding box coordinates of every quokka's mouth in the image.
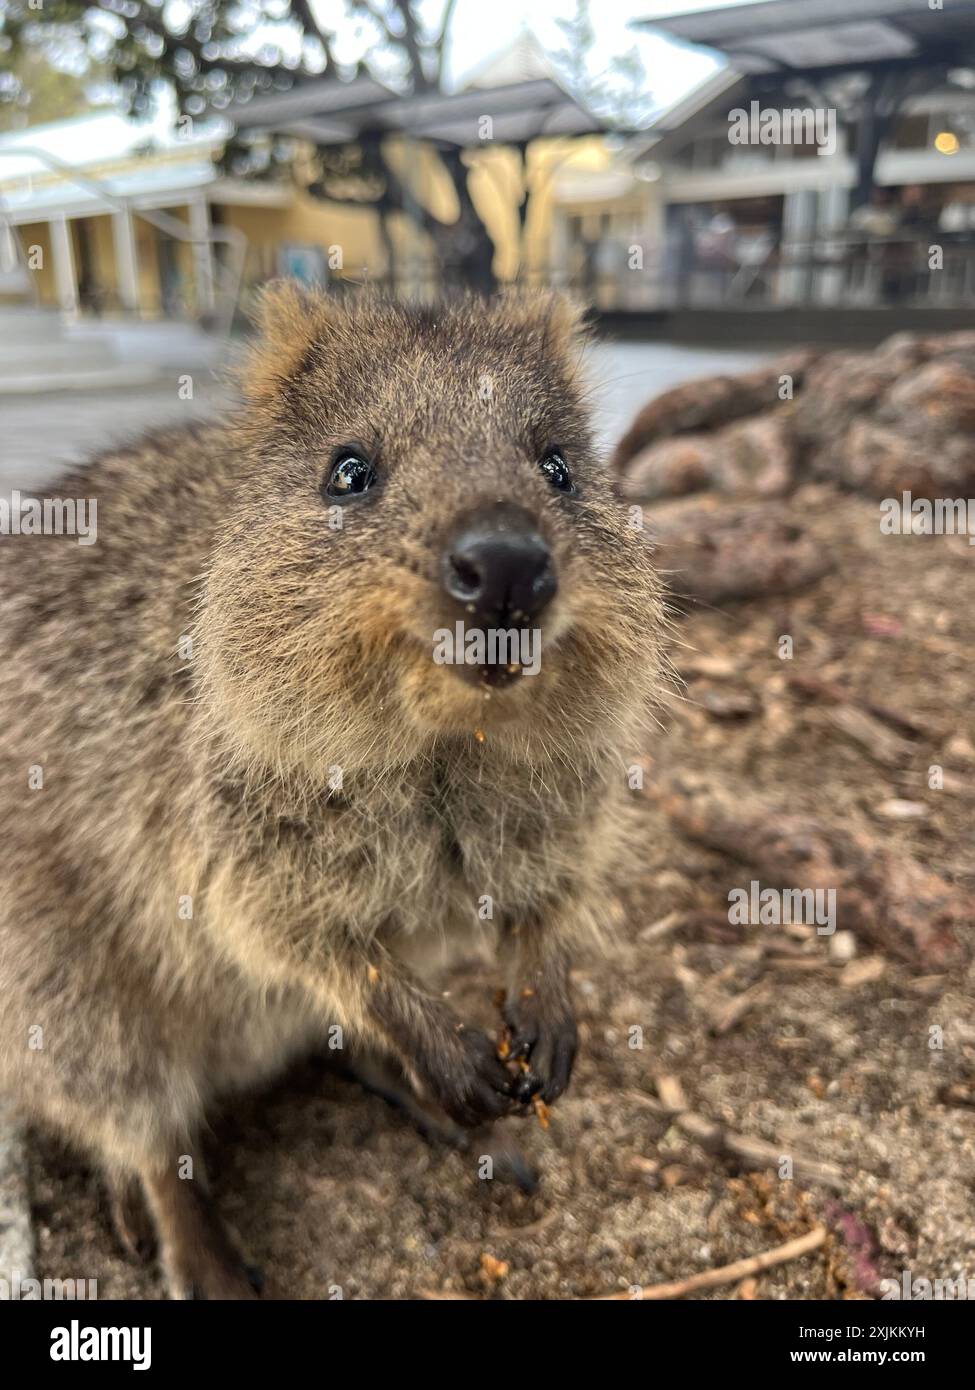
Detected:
[448,659,531,690]
[430,618,546,686]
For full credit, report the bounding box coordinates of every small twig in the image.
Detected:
[676,1111,845,1190]
[596,1226,827,1300]
[492,1208,560,1240]
[639,910,691,942]
[709,982,768,1036]
[650,1080,845,1190]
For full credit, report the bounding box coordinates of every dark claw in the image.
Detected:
[541,1034,578,1104]
[509,1031,537,1060]
[503,995,578,1108]
[514,1070,543,1104]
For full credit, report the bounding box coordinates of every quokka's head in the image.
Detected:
[200,283,666,778]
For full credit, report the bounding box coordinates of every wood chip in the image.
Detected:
[655,1074,689,1112]
[824,706,914,767]
[675,1109,845,1191]
[709,982,767,1036]
[479,1253,509,1285]
[840,956,886,988]
[638,910,690,942]
[875,799,928,820]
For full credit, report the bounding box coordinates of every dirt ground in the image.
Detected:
[28,479,975,1301]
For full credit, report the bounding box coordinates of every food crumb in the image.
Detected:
[480,1253,509,1285]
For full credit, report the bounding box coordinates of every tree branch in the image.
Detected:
[389,0,433,92]
[436,0,459,84]
[289,0,338,71]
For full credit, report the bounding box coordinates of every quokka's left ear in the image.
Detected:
[542,290,591,354]
[239,278,343,403]
[495,287,592,359]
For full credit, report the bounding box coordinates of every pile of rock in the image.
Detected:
[613,331,975,606]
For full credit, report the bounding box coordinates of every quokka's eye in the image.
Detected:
[536,450,573,494]
[322,451,376,501]
[538,450,575,494]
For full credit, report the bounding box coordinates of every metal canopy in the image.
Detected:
[222,75,394,129]
[223,76,602,146]
[636,0,975,74]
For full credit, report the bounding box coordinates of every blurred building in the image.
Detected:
[12,4,970,327]
[0,35,642,321]
[0,106,393,319]
[631,0,975,310]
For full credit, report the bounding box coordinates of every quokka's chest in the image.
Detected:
[305,777,568,934]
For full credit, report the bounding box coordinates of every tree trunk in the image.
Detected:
[434,148,497,295]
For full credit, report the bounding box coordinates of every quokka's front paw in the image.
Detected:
[424,1024,516,1128]
[503,989,578,1106]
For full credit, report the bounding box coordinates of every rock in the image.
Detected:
[840,957,886,989]
[715,412,795,498]
[619,435,716,501]
[615,333,975,506]
[613,376,753,473]
[620,410,794,503]
[844,417,975,498]
[944,733,975,763]
[881,358,975,436]
[829,930,858,963]
[794,355,906,483]
[647,500,832,606]
[695,682,761,720]
[612,350,818,473]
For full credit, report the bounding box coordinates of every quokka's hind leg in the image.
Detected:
[349,1050,539,1195]
[140,1157,265,1301]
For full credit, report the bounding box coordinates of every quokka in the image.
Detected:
[0,286,665,1297]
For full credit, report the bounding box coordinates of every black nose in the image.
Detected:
[443,503,557,626]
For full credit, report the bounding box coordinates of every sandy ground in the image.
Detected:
[25,477,975,1301]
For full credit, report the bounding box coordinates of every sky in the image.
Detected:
[442,0,771,108]
[20,0,771,130]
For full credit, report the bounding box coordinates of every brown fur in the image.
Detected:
[0,286,666,1296]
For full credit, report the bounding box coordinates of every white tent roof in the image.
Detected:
[0,107,228,222]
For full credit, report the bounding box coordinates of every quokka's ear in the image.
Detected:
[240,278,339,403]
[495,287,591,359]
[542,290,591,353]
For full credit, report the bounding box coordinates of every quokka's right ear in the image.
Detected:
[240,278,339,403]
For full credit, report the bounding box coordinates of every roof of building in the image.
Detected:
[0,105,233,222]
[224,74,603,144]
[636,0,975,73]
[462,29,556,89]
[0,106,224,182]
